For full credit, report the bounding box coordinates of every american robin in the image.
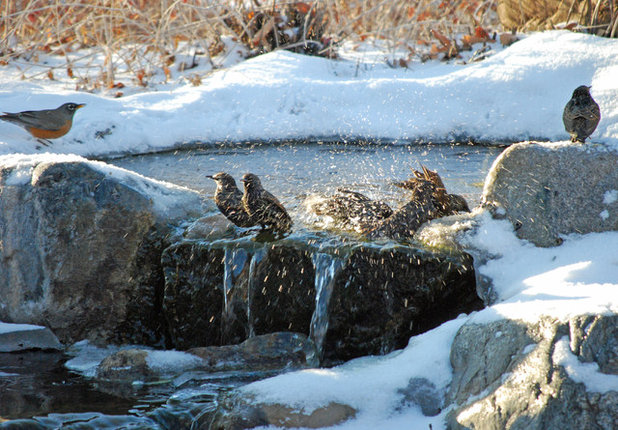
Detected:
[562,85,600,143]
[207,172,256,228]
[241,173,293,233]
[309,188,393,233]
[0,102,86,146]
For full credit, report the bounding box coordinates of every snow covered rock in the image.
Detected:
[0,155,208,344]
[482,142,618,247]
[95,332,317,382]
[0,322,62,352]
[447,314,618,429]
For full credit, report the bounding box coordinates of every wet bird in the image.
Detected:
[241,173,293,233]
[207,172,256,228]
[562,85,600,143]
[393,165,470,216]
[366,176,441,240]
[0,102,86,146]
[309,188,393,232]
[310,165,469,241]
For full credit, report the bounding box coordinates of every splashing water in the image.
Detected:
[222,246,248,322]
[310,252,345,360]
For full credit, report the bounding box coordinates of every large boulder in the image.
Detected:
[482,143,618,247]
[0,155,208,344]
[161,238,481,363]
[447,314,618,429]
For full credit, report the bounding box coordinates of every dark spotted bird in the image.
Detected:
[562,85,600,143]
[241,173,293,233]
[366,176,440,240]
[0,102,86,146]
[393,165,470,216]
[309,188,393,232]
[206,172,255,228]
[310,165,469,241]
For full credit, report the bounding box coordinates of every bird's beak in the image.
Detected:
[206,175,214,179]
[76,104,86,109]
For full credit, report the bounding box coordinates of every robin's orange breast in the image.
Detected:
[26,121,72,139]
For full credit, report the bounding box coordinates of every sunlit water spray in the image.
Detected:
[247,247,266,338]
[110,142,501,228]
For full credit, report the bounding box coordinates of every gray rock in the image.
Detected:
[96,349,152,381]
[96,332,317,382]
[447,315,618,430]
[0,325,62,352]
[189,332,318,371]
[397,377,442,416]
[482,142,618,247]
[161,239,481,363]
[0,158,206,344]
[210,393,356,430]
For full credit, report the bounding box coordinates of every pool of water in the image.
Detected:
[0,142,504,428]
[109,142,503,218]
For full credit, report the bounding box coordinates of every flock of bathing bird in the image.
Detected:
[0,85,602,238]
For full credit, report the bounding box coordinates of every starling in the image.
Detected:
[241,173,293,233]
[393,165,470,216]
[309,188,393,232]
[365,177,440,240]
[207,172,255,227]
[563,85,601,143]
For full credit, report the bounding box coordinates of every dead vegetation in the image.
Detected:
[0,1,614,91]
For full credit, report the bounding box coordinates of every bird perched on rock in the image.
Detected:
[0,102,86,146]
[207,172,256,228]
[309,188,393,232]
[241,173,293,233]
[562,85,600,143]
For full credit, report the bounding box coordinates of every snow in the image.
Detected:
[553,336,618,393]
[0,321,45,334]
[0,31,617,158]
[0,153,206,218]
[0,28,617,428]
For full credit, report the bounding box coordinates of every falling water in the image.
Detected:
[246,247,266,338]
[310,252,344,360]
[222,246,248,331]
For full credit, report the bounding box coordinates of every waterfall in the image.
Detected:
[246,247,266,338]
[310,252,344,360]
[222,246,248,340]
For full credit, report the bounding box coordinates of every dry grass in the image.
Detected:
[0,1,564,90]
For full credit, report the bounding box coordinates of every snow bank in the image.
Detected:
[0,153,206,217]
[0,31,617,158]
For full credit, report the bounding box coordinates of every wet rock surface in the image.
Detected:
[210,394,356,430]
[161,239,480,363]
[323,244,480,363]
[447,315,618,429]
[95,333,316,383]
[482,143,618,247]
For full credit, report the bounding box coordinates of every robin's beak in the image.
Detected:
[76,104,86,109]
